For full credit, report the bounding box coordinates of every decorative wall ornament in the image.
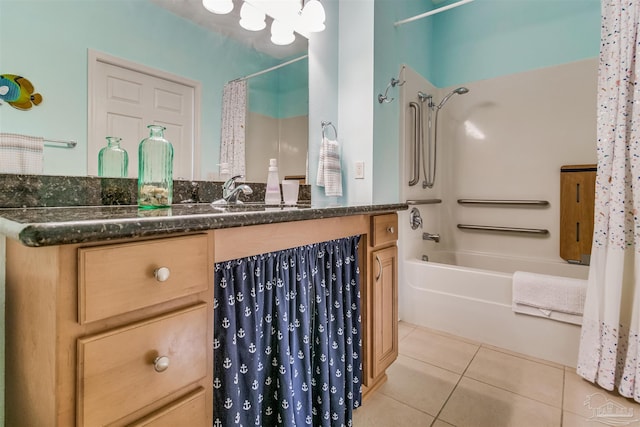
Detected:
[0,74,43,110]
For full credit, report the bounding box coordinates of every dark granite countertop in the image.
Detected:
[0,202,408,247]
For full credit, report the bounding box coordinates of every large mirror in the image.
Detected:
[0,0,308,182]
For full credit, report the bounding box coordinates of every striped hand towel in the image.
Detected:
[0,133,44,174]
[316,136,342,197]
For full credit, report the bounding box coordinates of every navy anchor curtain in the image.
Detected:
[213,236,362,427]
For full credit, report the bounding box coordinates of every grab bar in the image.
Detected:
[457,199,549,206]
[408,102,421,186]
[457,224,549,235]
[406,199,442,205]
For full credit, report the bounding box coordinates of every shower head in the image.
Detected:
[436,87,469,110]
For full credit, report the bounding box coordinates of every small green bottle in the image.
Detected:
[98,136,128,178]
[138,125,174,209]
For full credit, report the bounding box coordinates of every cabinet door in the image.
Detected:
[370,245,398,379]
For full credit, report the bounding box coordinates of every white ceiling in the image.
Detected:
[150,0,308,59]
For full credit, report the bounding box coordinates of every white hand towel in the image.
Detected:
[512,271,587,315]
[0,133,43,174]
[316,137,327,187]
[316,136,342,197]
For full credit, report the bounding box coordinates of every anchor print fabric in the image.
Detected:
[214,236,362,426]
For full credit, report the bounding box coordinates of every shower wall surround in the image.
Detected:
[400,58,597,262]
[373,0,599,203]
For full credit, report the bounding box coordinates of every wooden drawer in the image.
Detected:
[78,234,209,323]
[371,213,398,247]
[129,387,207,427]
[77,303,208,426]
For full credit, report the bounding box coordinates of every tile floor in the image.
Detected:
[353,322,640,427]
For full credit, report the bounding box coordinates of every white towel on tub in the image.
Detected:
[0,133,43,174]
[512,303,584,325]
[512,271,587,325]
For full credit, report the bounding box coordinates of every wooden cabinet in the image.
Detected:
[4,213,400,424]
[370,245,398,379]
[362,213,399,397]
[5,234,214,427]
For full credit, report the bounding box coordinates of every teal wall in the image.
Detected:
[0,0,290,177]
[308,0,340,205]
[430,0,601,88]
[373,0,601,203]
[373,0,434,203]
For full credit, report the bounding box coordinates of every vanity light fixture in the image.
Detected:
[239,2,267,31]
[202,0,326,46]
[300,0,325,33]
[202,0,234,14]
[271,19,295,45]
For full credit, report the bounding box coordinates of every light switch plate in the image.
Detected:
[355,161,365,179]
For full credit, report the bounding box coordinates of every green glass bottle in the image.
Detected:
[98,136,128,178]
[138,125,174,209]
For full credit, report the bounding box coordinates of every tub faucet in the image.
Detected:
[222,175,253,204]
[423,232,440,243]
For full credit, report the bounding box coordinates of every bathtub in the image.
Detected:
[400,251,589,367]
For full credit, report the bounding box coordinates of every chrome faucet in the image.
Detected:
[410,207,423,230]
[423,232,440,243]
[222,175,253,203]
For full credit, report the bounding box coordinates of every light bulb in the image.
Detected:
[300,0,325,32]
[202,0,234,14]
[239,2,266,31]
[271,20,295,45]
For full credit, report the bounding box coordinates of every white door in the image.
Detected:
[88,50,201,179]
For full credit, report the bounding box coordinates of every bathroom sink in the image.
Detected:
[178,201,311,214]
[211,202,277,212]
[213,203,311,212]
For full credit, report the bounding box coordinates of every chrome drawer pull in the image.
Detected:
[154,267,171,282]
[154,355,170,372]
[386,226,395,234]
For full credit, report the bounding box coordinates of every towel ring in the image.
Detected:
[321,121,338,140]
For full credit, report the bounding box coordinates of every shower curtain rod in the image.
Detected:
[230,54,309,83]
[394,0,475,26]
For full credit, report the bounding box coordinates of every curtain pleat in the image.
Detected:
[214,236,362,426]
[577,0,640,402]
[220,80,246,178]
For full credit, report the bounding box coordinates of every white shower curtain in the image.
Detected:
[220,79,247,178]
[577,1,640,402]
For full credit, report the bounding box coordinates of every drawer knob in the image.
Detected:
[154,355,170,372]
[154,267,171,282]
[387,226,395,234]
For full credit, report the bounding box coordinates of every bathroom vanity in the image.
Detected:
[0,201,404,426]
